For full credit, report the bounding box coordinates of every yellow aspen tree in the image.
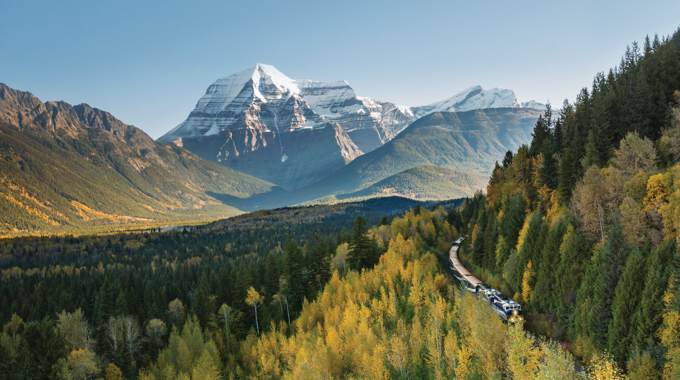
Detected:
[627,351,660,380]
[535,341,580,380]
[468,292,507,377]
[105,364,125,380]
[67,348,98,380]
[644,173,669,213]
[455,343,473,380]
[426,295,447,370]
[506,323,540,380]
[516,214,532,251]
[409,318,425,366]
[360,343,388,380]
[444,329,460,378]
[325,325,344,377]
[387,333,409,378]
[245,286,264,335]
[587,353,626,380]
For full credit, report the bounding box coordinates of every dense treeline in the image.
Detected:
[230,207,596,379]
[458,28,680,378]
[0,198,434,379]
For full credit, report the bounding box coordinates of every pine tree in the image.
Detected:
[558,146,577,204]
[18,319,66,379]
[115,290,128,316]
[347,216,374,271]
[588,217,630,349]
[194,274,212,328]
[307,235,330,292]
[583,130,601,168]
[533,218,569,312]
[264,252,280,302]
[633,239,676,350]
[283,238,305,314]
[97,276,114,341]
[607,246,644,365]
[530,104,553,157]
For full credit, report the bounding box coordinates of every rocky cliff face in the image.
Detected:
[293,79,414,152]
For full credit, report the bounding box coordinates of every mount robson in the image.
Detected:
[0,68,542,236]
[158,64,544,191]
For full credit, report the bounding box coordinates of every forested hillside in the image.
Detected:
[457,29,680,378]
[1,197,598,379]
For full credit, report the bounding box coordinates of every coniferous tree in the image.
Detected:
[263,253,280,302]
[502,150,514,169]
[588,217,630,349]
[283,238,305,314]
[194,274,212,328]
[633,239,676,350]
[18,319,66,379]
[530,104,552,157]
[97,276,115,342]
[347,216,374,271]
[583,130,601,168]
[607,246,645,365]
[307,235,330,292]
[533,218,569,312]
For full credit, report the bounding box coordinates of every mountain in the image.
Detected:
[0,83,281,236]
[278,108,542,205]
[158,64,367,190]
[412,85,543,118]
[306,165,489,203]
[158,64,544,189]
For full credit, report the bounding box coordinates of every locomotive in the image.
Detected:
[449,237,523,323]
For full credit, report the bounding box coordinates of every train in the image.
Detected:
[449,237,523,323]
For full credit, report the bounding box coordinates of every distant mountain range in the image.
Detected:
[0,83,281,236]
[0,71,543,236]
[158,64,544,190]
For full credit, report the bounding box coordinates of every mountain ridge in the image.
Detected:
[0,83,281,236]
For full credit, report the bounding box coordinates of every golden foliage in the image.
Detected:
[587,353,627,380]
[506,323,540,380]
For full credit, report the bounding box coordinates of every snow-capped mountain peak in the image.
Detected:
[412,86,529,118]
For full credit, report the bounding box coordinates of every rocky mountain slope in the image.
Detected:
[0,83,280,236]
[158,64,544,190]
[275,108,542,205]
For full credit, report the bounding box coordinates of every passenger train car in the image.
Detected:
[449,237,523,323]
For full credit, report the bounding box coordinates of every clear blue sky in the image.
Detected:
[1,0,679,139]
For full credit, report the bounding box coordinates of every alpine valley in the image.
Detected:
[1,65,544,236]
[0,84,282,236]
